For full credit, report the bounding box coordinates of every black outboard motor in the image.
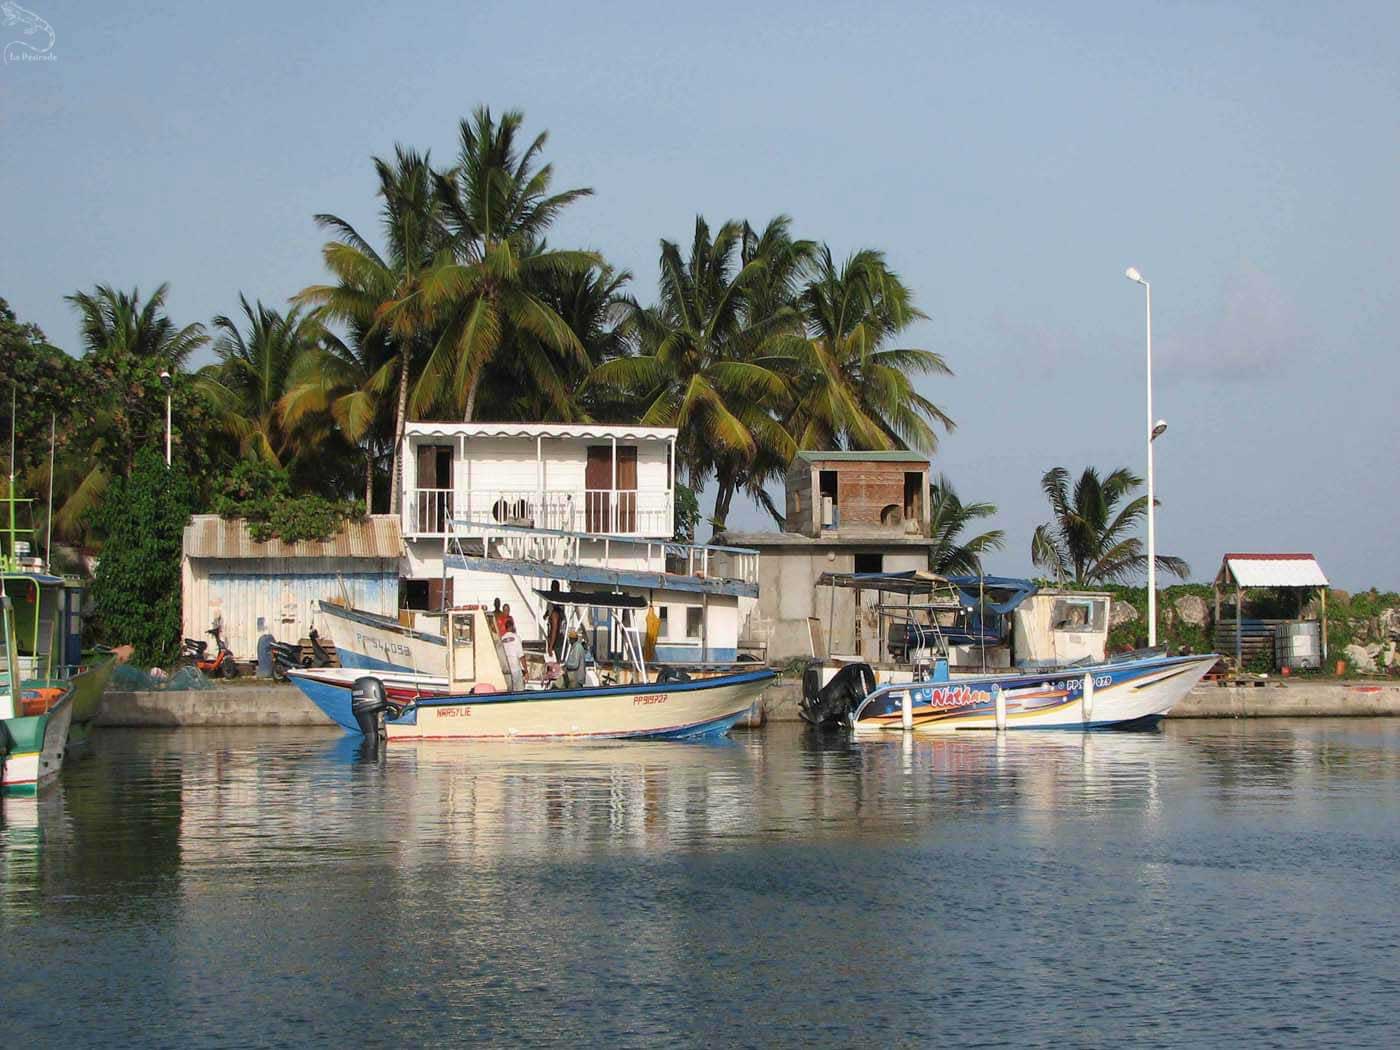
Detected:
[799,661,877,728]
[350,677,403,737]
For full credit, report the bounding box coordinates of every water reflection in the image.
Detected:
[3,721,1399,1046]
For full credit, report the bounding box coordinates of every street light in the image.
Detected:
[159,370,173,466]
[1125,267,1158,647]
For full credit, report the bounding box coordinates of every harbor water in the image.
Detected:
[3,721,1399,1047]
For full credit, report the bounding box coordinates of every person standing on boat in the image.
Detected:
[544,582,566,659]
[501,617,525,692]
[563,628,589,688]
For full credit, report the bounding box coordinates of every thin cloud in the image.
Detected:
[1159,265,1307,383]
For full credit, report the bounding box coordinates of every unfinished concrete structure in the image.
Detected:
[723,451,938,663]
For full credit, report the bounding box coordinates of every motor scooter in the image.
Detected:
[270,625,334,680]
[182,619,240,679]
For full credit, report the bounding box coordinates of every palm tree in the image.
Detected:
[199,295,324,470]
[586,216,795,531]
[280,326,396,511]
[68,283,208,371]
[56,284,208,533]
[411,107,599,422]
[1030,466,1190,585]
[927,474,1005,576]
[296,146,448,515]
[780,247,952,453]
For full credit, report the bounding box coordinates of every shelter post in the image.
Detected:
[1320,586,1328,663]
[1235,584,1243,668]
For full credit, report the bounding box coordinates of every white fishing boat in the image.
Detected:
[292,604,772,741]
[798,570,1217,731]
[804,651,1216,732]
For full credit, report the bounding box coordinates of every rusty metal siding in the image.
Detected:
[183,515,403,560]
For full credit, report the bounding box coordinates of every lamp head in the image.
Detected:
[159,370,172,390]
[1125,267,1145,284]
[1151,419,1168,440]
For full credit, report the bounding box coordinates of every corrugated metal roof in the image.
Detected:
[406,421,676,441]
[794,450,927,463]
[184,514,403,560]
[1222,553,1328,588]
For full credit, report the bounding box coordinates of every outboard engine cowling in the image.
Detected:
[350,676,391,736]
[799,662,877,728]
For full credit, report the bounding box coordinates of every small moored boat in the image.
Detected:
[293,604,771,741]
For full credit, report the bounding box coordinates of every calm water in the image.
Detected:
[4,721,1400,1048]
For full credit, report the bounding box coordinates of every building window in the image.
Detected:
[1051,597,1106,632]
[854,553,884,575]
[402,579,431,611]
[657,606,670,638]
[685,606,703,640]
[819,470,839,528]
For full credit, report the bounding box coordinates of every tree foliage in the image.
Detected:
[927,474,1005,575]
[88,447,196,666]
[1030,466,1190,585]
[212,459,364,543]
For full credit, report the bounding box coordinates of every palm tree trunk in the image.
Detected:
[462,371,481,423]
[364,451,374,514]
[388,349,411,516]
[711,475,736,534]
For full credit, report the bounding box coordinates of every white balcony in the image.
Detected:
[406,487,673,539]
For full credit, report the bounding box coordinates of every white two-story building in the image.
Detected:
[399,421,757,665]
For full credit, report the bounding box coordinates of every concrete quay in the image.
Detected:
[757,677,1400,722]
[97,685,328,727]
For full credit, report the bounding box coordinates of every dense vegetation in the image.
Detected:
[3,106,957,551]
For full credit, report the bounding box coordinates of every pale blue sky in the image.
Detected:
[3,1,1397,588]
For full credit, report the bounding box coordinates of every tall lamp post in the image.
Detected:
[1124,268,1167,647]
[159,370,173,466]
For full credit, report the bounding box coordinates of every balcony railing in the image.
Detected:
[407,487,672,538]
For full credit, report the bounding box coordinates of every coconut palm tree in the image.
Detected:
[927,474,1005,576]
[279,325,396,511]
[56,284,209,533]
[779,247,952,453]
[411,107,599,422]
[1030,466,1190,585]
[586,216,796,531]
[296,146,448,515]
[199,295,325,470]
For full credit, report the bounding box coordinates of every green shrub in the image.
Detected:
[213,459,364,543]
[88,447,196,666]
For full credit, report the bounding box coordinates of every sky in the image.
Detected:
[3,1,1397,589]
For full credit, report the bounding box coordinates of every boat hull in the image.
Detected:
[287,668,449,733]
[65,655,121,748]
[852,653,1217,733]
[2,687,75,797]
[391,671,773,740]
[318,602,446,674]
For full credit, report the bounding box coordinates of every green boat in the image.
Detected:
[1,587,76,797]
[3,432,124,758]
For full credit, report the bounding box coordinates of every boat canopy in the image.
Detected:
[815,570,956,597]
[944,575,1038,615]
[533,588,648,609]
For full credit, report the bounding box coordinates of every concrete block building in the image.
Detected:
[721,451,939,663]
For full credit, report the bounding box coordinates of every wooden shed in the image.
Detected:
[1213,553,1329,669]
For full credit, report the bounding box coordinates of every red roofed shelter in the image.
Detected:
[1213,553,1329,669]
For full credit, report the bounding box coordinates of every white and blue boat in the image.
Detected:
[290,604,771,740]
